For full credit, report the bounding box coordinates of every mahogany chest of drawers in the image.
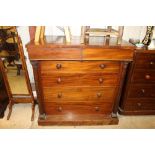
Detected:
[119,49,155,115]
[26,36,134,125]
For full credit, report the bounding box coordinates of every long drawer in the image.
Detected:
[41,73,119,87]
[42,86,117,102]
[131,70,155,83]
[44,102,113,115]
[125,99,155,111]
[128,84,155,98]
[40,61,120,74]
[135,53,155,69]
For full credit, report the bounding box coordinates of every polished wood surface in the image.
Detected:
[41,73,119,87]
[131,70,155,83]
[135,53,155,69]
[44,102,114,115]
[42,86,116,102]
[119,49,155,115]
[26,36,134,60]
[27,36,134,48]
[26,36,134,125]
[38,114,118,126]
[128,84,155,98]
[40,61,120,74]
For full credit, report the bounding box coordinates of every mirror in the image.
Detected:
[0,26,35,121]
[0,26,29,94]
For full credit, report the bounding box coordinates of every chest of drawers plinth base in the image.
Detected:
[38,114,118,126]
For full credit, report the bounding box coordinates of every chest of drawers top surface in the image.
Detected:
[26,36,135,61]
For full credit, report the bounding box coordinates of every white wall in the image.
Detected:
[17,26,147,82]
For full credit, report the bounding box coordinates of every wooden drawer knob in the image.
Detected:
[141,89,145,93]
[99,64,105,69]
[57,93,62,98]
[95,106,100,112]
[98,78,103,83]
[57,77,61,83]
[137,103,142,107]
[150,61,154,65]
[97,92,102,98]
[56,64,62,69]
[145,74,151,79]
[58,106,62,112]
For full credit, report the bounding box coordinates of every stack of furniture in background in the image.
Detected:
[80,26,124,44]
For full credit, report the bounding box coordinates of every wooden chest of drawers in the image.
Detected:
[119,50,155,115]
[26,36,134,125]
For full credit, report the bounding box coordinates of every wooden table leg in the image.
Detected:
[31,101,35,121]
[7,100,13,120]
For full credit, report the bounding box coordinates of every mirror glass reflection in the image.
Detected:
[0,26,29,94]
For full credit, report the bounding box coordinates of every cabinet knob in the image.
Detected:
[150,61,154,65]
[141,89,145,93]
[56,64,62,69]
[58,106,62,112]
[57,77,61,83]
[99,64,105,69]
[137,103,141,107]
[145,74,151,79]
[98,78,103,83]
[95,106,100,111]
[57,93,62,98]
[97,92,102,98]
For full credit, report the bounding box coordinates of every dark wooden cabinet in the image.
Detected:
[119,49,155,115]
[0,61,9,118]
[26,36,134,126]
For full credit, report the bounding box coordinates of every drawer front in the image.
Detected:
[131,70,155,83]
[42,87,116,102]
[83,48,134,61]
[41,73,119,87]
[135,53,155,69]
[44,102,113,115]
[128,84,155,98]
[28,47,82,60]
[40,61,120,74]
[125,99,155,111]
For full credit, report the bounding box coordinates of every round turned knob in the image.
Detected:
[137,103,142,107]
[98,78,103,83]
[57,77,61,83]
[150,61,154,65]
[145,74,151,80]
[95,106,100,111]
[97,92,102,98]
[57,93,62,98]
[141,89,145,94]
[56,64,62,69]
[58,106,62,112]
[99,64,105,69]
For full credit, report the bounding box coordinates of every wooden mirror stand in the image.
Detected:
[0,27,35,121]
